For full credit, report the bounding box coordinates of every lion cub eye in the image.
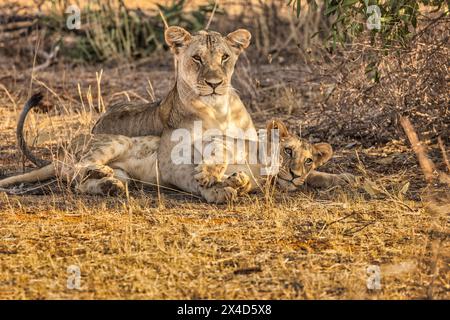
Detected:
[222,54,230,63]
[284,148,293,157]
[304,158,313,165]
[192,55,202,64]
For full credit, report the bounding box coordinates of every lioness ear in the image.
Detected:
[313,143,333,167]
[226,29,251,54]
[165,26,192,52]
[266,119,290,140]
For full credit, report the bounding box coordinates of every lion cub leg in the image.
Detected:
[306,170,358,188]
[76,168,130,196]
[69,135,132,195]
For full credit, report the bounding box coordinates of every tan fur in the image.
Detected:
[7,27,354,202]
[0,134,161,196]
[0,120,355,202]
[192,120,357,201]
[92,27,256,195]
[92,27,253,139]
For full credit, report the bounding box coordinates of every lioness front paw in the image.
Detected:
[200,186,237,204]
[99,177,126,196]
[80,164,114,181]
[194,171,219,188]
[225,172,252,195]
[194,164,226,188]
[76,177,126,196]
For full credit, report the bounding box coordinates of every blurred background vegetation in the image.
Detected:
[0,0,448,146]
[1,0,446,62]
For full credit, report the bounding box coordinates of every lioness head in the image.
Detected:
[165,26,251,98]
[267,120,333,191]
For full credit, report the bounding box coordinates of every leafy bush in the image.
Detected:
[288,0,449,48]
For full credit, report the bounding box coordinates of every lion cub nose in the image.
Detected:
[290,169,301,179]
[205,80,223,89]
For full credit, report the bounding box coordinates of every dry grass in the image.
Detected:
[1,188,447,299]
[0,0,449,300]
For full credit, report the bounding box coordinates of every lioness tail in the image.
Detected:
[16,92,50,167]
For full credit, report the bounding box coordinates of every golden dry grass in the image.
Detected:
[0,188,447,299]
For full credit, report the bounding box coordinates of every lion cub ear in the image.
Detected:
[165,26,192,52]
[266,119,290,140]
[313,143,333,167]
[226,29,251,53]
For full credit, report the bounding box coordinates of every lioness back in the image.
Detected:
[92,100,164,136]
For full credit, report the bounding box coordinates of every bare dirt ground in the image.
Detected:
[0,1,448,300]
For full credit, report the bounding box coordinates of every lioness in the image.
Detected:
[1,113,350,203]
[17,26,255,169]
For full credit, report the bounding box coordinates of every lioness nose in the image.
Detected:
[205,80,223,89]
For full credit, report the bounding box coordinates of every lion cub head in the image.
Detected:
[164,26,251,98]
[267,120,334,191]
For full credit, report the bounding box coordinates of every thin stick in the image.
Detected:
[77,83,86,114]
[205,0,218,30]
[437,136,450,173]
[399,116,436,183]
[159,9,169,29]
[0,83,17,113]
[29,31,41,98]
[155,158,164,208]
[96,69,105,113]
[147,79,156,102]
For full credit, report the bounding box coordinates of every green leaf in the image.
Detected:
[324,4,338,15]
[343,0,359,6]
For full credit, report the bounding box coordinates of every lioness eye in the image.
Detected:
[284,148,292,157]
[192,55,202,63]
[222,54,230,63]
[305,158,313,165]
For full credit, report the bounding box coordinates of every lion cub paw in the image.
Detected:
[194,164,226,188]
